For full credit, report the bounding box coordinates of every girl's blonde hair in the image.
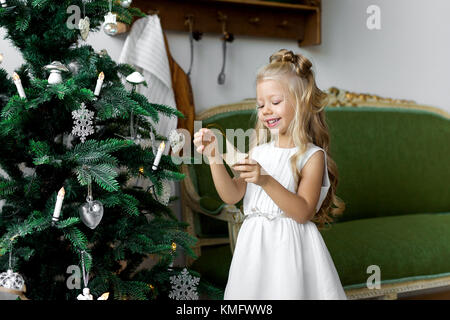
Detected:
[249,49,345,229]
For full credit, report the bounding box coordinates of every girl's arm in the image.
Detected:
[193,128,246,205]
[208,154,247,205]
[233,151,324,224]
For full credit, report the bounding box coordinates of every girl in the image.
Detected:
[193,49,347,300]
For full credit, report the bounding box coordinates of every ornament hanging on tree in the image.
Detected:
[103,0,118,36]
[0,270,25,300]
[168,268,200,300]
[126,71,146,88]
[72,103,94,143]
[147,179,171,206]
[79,16,90,41]
[79,182,104,229]
[168,130,186,154]
[78,1,90,41]
[120,0,132,8]
[67,61,80,75]
[43,61,69,85]
[76,250,109,300]
[0,244,27,300]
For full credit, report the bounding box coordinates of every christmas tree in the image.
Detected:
[0,0,221,300]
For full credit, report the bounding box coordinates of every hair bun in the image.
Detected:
[270,49,312,77]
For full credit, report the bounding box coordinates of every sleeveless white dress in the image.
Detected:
[223,141,347,300]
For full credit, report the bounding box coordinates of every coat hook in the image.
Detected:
[185,14,202,77]
[185,15,194,33]
[249,17,261,25]
[185,14,203,40]
[217,11,234,42]
[277,20,289,28]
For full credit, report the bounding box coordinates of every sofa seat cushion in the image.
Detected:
[191,213,450,291]
[320,213,450,288]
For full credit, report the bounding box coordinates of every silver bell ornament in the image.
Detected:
[0,269,25,300]
[67,61,81,75]
[79,196,104,229]
[120,0,132,8]
[0,244,27,300]
[103,12,118,36]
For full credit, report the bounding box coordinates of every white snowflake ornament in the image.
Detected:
[148,179,171,205]
[72,103,94,143]
[168,268,200,300]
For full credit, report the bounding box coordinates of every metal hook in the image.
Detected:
[185,15,195,78]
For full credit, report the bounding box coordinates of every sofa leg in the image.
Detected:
[186,246,201,267]
[180,194,200,267]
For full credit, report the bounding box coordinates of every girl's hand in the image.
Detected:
[232,158,269,186]
[193,128,218,158]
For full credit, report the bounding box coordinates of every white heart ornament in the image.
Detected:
[79,197,103,229]
[79,16,90,41]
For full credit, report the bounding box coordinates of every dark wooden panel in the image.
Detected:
[131,0,321,46]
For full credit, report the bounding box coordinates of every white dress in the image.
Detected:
[224,141,347,300]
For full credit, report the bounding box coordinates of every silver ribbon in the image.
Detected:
[244,207,289,221]
[80,250,89,288]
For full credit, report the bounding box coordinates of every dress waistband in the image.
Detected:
[244,207,290,221]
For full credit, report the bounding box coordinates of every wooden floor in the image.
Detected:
[399,287,450,300]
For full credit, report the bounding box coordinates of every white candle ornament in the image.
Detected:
[52,187,65,225]
[152,141,165,170]
[12,72,26,99]
[94,72,104,96]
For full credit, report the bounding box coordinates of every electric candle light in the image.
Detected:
[12,72,26,99]
[0,0,6,8]
[152,141,165,170]
[52,187,65,225]
[94,72,104,96]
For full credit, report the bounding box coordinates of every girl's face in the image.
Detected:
[256,80,295,136]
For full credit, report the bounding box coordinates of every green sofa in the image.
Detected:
[182,88,450,299]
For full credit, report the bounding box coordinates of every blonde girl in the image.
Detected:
[193,49,346,300]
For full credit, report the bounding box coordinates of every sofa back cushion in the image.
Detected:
[191,103,450,223]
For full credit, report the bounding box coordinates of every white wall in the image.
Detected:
[2,0,450,114]
[1,0,449,267]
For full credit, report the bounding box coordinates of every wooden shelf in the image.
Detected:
[130,0,321,46]
[212,0,318,10]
